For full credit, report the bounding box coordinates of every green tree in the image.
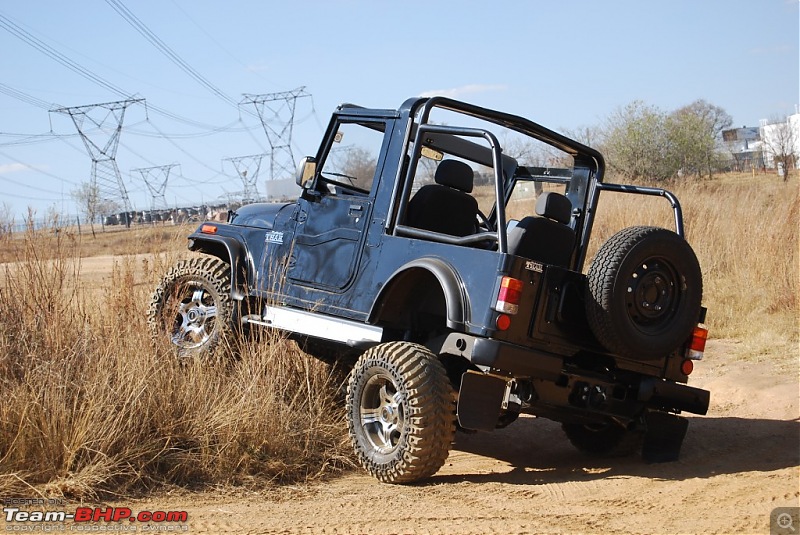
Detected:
[603,99,732,181]
[603,101,675,181]
[668,100,732,177]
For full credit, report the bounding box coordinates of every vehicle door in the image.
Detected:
[287,117,392,291]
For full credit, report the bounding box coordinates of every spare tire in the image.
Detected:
[586,226,702,360]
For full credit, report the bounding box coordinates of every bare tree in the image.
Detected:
[71,181,119,237]
[761,115,798,181]
[0,202,14,239]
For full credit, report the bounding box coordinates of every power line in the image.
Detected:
[0,10,248,133]
[104,0,239,108]
[0,148,80,186]
[0,11,131,99]
[0,81,59,110]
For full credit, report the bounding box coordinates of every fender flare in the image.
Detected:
[368,257,470,330]
[188,234,252,300]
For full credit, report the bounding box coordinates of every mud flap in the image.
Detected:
[457,371,507,432]
[642,410,689,463]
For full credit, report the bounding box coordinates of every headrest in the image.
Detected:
[535,192,572,224]
[434,159,474,193]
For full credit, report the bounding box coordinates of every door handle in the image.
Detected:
[348,204,364,216]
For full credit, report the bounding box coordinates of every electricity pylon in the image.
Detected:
[133,163,178,211]
[223,154,266,204]
[240,87,310,182]
[52,98,144,222]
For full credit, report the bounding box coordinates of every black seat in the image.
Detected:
[407,159,478,237]
[507,192,575,266]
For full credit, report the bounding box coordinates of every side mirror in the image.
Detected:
[296,156,316,188]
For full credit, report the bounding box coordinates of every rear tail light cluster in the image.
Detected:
[686,324,708,360]
[681,322,708,376]
[494,276,523,331]
[495,276,523,315]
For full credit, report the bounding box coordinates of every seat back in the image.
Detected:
[507,192,575,266]
[407,159,478,237]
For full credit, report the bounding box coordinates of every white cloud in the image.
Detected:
[0,163,31,175]
[419,84,507,99]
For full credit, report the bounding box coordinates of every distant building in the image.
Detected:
[722,126,760,150]
[722,126,764,171]
[760,113,800,171]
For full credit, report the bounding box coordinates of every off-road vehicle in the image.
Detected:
[149,96,710,483]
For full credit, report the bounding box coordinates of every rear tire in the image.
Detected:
[562,422,627,455]
[346,342,456,483]
[586,226,702,360]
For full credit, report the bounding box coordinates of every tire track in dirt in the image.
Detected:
[58,342,799,534]
[3,250,794,534]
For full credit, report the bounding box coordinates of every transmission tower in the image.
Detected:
[133,164,178,211]
[223,154,267,204]
[52,98,144,220]
[240,87,310,182]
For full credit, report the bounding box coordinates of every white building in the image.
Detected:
[759,113,800,171]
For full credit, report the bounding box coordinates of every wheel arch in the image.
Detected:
[368,257,470,331]
[188,234,251,300]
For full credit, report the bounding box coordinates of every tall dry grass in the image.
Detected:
[0,220,351,499]
[0,174,796,498]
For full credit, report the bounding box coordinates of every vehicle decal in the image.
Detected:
[265,231,284,244]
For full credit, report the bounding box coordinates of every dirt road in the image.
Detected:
[122,340,797,534]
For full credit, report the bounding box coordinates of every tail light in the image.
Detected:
[495,276,523,315]
[686,324,708,360]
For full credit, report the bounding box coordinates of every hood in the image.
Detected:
[228,202,293,229]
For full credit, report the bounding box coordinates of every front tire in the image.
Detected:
[346,342,456,483]
[148,256,237,359]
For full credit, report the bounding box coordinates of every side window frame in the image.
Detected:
[312,117,393,198]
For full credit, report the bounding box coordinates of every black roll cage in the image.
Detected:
[369,96,686,270]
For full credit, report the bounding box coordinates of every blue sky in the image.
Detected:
[0,0,798,221]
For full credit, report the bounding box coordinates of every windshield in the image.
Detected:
[318,120,387,194]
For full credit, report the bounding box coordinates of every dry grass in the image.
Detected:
[0,173,796,498]
[0,221,194,264]
[0,223,351,500]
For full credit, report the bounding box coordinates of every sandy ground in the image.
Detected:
[3,255,797,534]
[128,346,799,534]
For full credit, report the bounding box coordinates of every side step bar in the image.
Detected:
[244,306,383,347]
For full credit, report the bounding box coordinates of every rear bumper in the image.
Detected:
[431,333,710,416]
[638,377,710,415]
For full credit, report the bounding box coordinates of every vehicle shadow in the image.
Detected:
[431,415,800,485]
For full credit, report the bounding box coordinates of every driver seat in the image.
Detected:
[407,159,478,237]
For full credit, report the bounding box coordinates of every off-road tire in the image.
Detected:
[148,256,236,359]
[346,341,456,483]
[586,226,702,360]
